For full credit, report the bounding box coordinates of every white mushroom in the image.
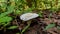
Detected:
[20,13,39,33]
[20,13,39,21]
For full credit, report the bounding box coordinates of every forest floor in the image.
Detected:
[1,10,60,34]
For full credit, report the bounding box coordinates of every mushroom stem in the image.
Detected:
[21,20,31,34]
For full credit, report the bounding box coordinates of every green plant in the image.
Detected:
[44,23,55,30]
[57,26,60,30]
[0,16,12,23]
[0,0,15,30]
[38,11,43,17]
[16,33,20,34]
[21,22,31,34]
[8,26,18,29]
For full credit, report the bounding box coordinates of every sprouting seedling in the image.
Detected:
[20,13,39,34]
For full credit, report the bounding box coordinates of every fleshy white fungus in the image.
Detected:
[20,13,39,21]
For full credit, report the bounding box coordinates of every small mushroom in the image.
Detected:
[20,13,39,34]
[20,13,39,21]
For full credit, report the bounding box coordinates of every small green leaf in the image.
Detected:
[24,8,33,13]
[57,26,60,30]
[3,22,10,27]
[0,0,7,2]
[0,16,12,23]
[16,33,20,34]
[38,11,43,17]
[14,9,22,15]
[0,5,14,18]
[44,23,55,30]
[8,26,18,29]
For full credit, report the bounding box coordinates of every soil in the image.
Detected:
[0,10,60,34]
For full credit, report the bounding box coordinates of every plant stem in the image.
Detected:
[21,20,31,34]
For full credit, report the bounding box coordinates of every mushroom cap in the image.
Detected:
[20,13,39,21]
